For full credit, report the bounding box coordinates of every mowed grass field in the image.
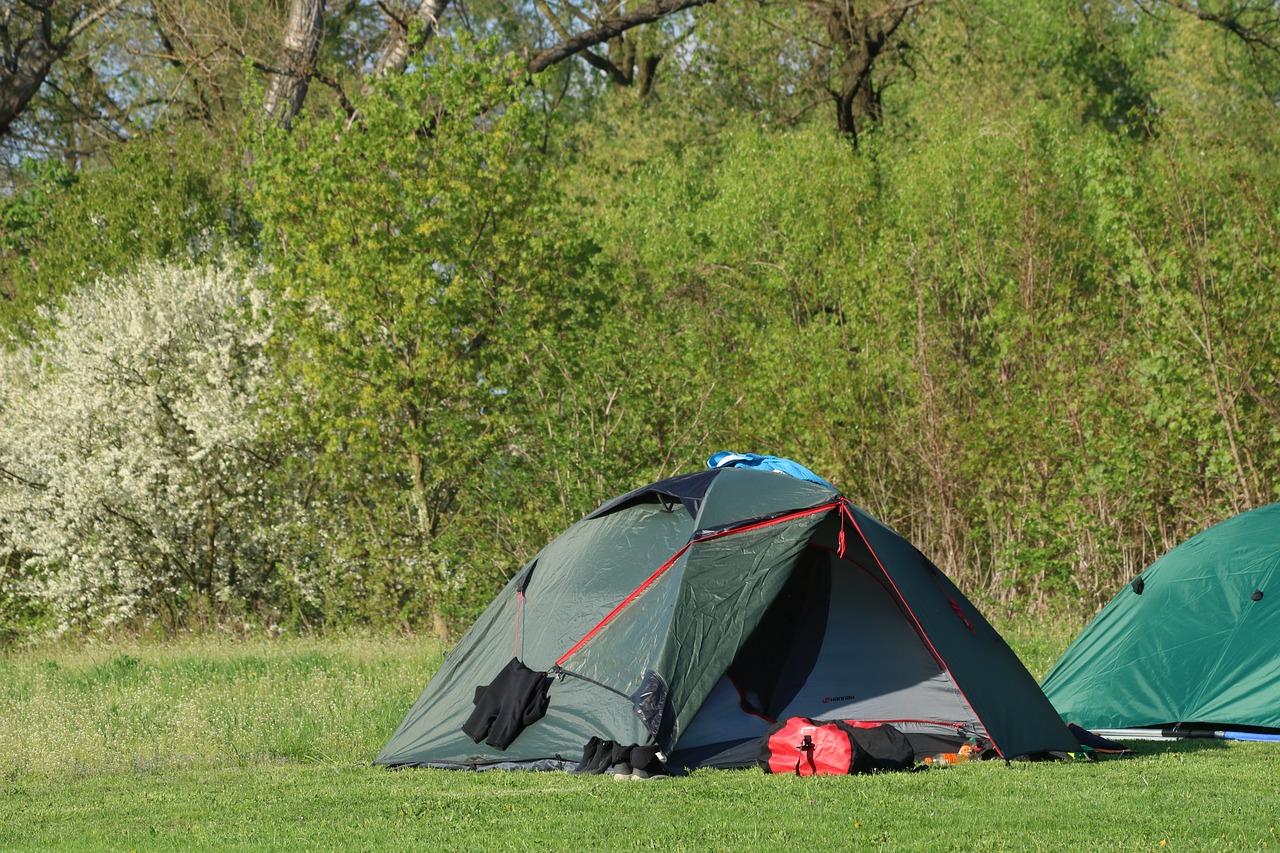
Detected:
[2,616,1279,851]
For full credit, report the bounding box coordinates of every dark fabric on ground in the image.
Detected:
[847,723,916,771]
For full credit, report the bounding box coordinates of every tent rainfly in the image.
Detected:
[377,467,1078,771]
[1042,503,1280,737]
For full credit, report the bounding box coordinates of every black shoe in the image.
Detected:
[628,760,671,781]
[576,737,612,774]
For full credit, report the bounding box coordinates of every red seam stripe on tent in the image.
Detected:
[556,501,842,667]
[839,501,1003,758]
[555,543,692,666]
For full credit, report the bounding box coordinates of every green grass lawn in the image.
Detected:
[2,620,1279,851]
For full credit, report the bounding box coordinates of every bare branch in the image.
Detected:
[527,0,716,75]
[65,0,127,43]
[1139,0,1280,52]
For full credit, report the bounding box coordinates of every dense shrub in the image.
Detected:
[0,260,285,634]
[0,133,251,341]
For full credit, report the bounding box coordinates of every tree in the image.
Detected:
[1141,0,1280,57]
[805,0,930,140]
[1,0,310,186]
[250,43,597,633]
[257,0,724,130]
[371,0,450,78]
[0,0,128,174]
[0,259,288,633]
[260,0,326,128]
[0,0,125,137]
[527,0,716,92]
[606,0,934,139]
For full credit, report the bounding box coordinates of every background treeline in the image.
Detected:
[1,0,1278,643]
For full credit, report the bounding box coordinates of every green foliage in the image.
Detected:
[2,1,1279,640]
[565,55,1280,608]
[0,159,77,254]
[0,132,251,341]
[250,39,600,631]
[0,552,50,647]
[1121,122,1280,514]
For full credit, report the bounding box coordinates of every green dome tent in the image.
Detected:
[377,467,1077,771]
[1043,503,1280,735]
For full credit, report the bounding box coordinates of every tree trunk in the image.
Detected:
[0,37,57,137]
[261,0,325,129]
[810,0,922,142]
[0,0,125,138]
[372,0,451,79]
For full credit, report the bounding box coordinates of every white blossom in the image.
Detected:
[0,260,283,631]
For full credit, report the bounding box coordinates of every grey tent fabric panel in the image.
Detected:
[691,468,838,530]
[847,505,1078,758]
[379,672,649,767]
[678,674,774,750]
[775,549,981,732]
[374,573,522,766]
[515,501,696,670]
[559,549,690,698]
[661,510,833,750]
[376,501,693,767]
[674,545,988,759]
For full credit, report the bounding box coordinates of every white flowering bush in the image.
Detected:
[0,260,287,633]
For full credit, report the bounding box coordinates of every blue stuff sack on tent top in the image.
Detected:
[706,451,833,488]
